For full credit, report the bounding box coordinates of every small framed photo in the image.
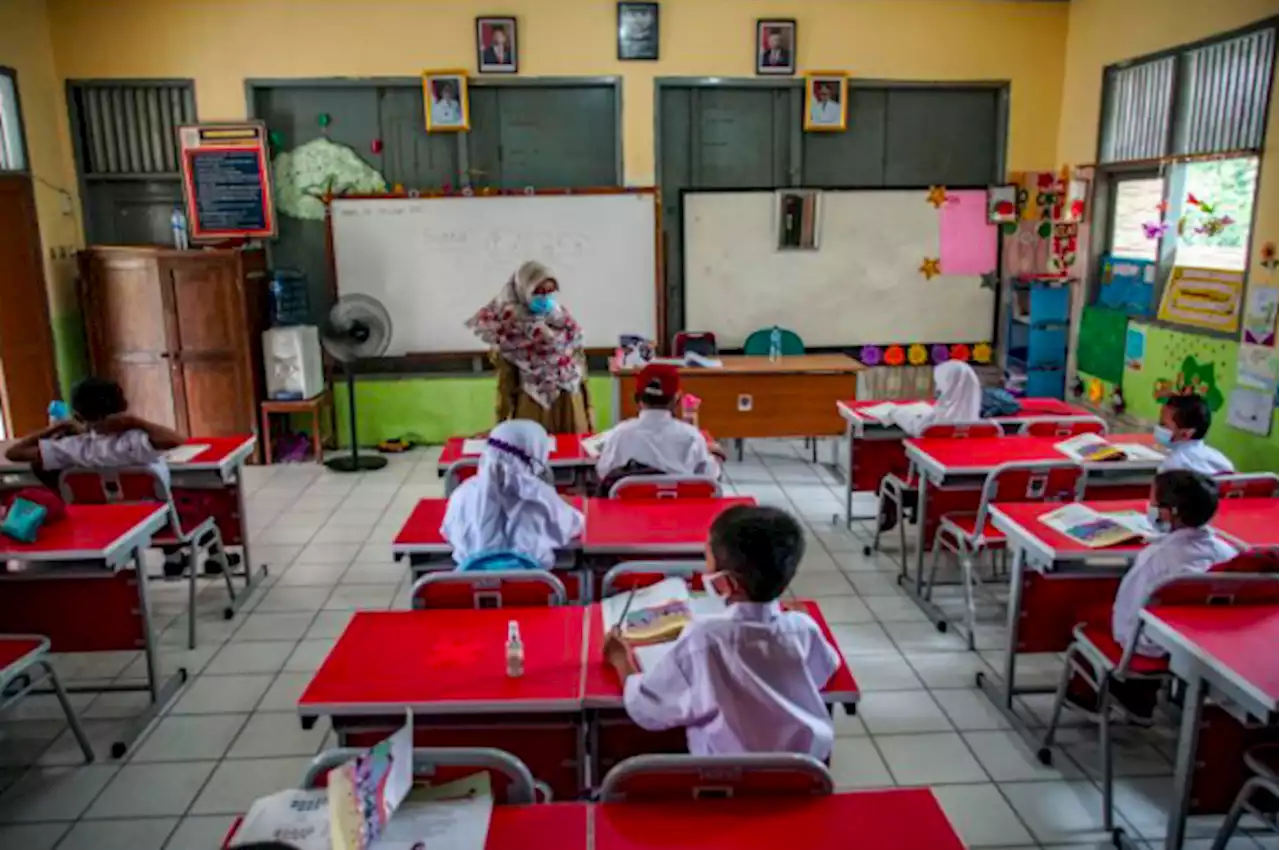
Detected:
[803,73,847,132]
[776,189,822,251]
[617,2,660,61]
[423,71,470,132]
[756,19,796,76]
[476,16,517,74]
[987,185,1018,223]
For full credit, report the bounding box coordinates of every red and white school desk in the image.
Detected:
[0,503,177,757]
[582,600,859,781]
[835,397,1093,527]
[1209,497,1279,553]
[595,789,965,850]
[1140,604,1279,850]
[298,606,590,800]
[0,435,266,603]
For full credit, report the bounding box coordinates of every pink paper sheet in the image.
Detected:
[940,189,997,276]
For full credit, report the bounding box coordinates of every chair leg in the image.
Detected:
[868,484,892,555]
[1209,776,1274,850]
[923,532,947,601]
[810,438,818,464]
[187,545,199,650]
[736,439,744,462]
[1099,676,1114,832]
[213,530,238,617]
[41,661,93,763]
[960,550,978,651]
[1040,649,1079,760]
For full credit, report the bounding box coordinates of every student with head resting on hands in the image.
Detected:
[1155,394,1234,476]
[593,362,725,495]
[896,360,983,437]
[603,505,840,759]
[441,419,584,570]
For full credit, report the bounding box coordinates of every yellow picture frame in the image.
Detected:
[422,70,470,133]
[803,72,848,132]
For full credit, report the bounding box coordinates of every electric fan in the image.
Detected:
[321,294,392,472]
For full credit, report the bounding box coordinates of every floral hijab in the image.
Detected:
[466,261,586,409]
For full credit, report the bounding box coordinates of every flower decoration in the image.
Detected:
[1142,220,1169,240]
[858,345,883,367]
[930,344,949,364]
[971,342,992,364]
[884,345,906,367]
[1087,378,1104,405]
[949,343,971,362]
[907,344,929,366]
[1260,241,1278,271]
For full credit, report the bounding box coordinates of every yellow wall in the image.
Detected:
[44,0,1069,184]
[1056,0,1278,289]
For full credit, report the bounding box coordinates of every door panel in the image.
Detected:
[178,361,245,436]
[0,176,60,436]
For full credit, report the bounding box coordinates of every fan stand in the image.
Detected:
[325,361,388,473]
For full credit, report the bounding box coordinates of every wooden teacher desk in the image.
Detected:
[611,355,862,441]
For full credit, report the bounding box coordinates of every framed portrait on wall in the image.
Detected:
[476,16,517,73]
[756,19,796,76]
[803,72,847,132]
[987,184,1018,223]
[423,71,470,132]
[617,2,659,61]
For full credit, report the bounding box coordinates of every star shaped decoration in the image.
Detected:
[979,271,999,291]
[919,257,941,280]
[926,186,949,208]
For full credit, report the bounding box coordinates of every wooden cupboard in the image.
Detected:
[78,246,268,446]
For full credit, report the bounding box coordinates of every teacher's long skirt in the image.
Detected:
[494,356,591,434]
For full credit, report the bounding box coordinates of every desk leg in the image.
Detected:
[912,474,929,593]
[1165,672,1206,850]
[230,471,268,611]
[842,423,855,529]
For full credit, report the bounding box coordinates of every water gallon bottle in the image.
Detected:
[768,326,782,362]
[170,207,189,250]
[47,400,69,425]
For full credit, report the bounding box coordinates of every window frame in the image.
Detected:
[0,67,30,174]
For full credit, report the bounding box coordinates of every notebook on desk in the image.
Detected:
[1054,433,1164,463]
[1040,503,1149,548]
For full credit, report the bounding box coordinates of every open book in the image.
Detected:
[855,401,933,426]
[601,577,726,671]
[1040,503,1149,549]
[1054,433,1165,463]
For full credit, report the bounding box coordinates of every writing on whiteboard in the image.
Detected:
[482,230,588,261]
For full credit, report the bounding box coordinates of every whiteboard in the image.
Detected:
[683,190,996,347]
[330,194,659,355]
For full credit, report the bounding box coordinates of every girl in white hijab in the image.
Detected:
[441,420,584,569]
[898,360,984,436]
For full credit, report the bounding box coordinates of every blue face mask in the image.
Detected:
[528,294,556,316]
[1153,425,1174,447]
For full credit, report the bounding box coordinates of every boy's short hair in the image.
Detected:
[1153,469,1219,527]
[1165,394,1212,439]
[708,505,805,602]
[70,376,127,422]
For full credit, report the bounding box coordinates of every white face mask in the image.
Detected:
[703,570,732,602]
[1146,504,1171,535]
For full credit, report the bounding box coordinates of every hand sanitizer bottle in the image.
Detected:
[505,620,524,677]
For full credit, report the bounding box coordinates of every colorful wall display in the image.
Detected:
[1155,265,1245,333]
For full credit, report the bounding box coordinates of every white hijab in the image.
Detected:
[440,420,584,568]
[898,360,984,436]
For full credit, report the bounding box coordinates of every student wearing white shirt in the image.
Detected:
[603,505,840,759]
[594,363,723,494]
[1155,394,1235,476]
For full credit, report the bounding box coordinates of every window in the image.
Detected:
[0,70,26,172]
[1108,177,1163,262]
[1173,156,1259,270]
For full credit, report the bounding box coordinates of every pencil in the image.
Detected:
[612,586,638,636]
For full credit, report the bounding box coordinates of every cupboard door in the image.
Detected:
[80,250,178,428]
[164,257,250,436]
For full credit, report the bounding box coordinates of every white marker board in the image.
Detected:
[330,193,660,355]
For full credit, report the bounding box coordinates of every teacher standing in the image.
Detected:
[467,261,592,433]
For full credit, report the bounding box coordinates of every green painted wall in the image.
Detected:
[1082,321,1278,473]
[51,309,89,400]
[330,375,616,445]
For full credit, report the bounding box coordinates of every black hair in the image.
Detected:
[1164,394,1212,439]
[708,505,805,602]
[1152,469,1219,528]
[70,376,127,422]
[491,23,507,34]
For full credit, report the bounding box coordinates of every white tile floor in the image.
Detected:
[0,440,1273,850]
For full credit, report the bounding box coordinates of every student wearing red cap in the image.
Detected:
[594,363,722,494]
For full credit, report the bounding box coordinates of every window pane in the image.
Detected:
[1109,178,1163,261]
[0,73,27,171]
[1174,157,1259,271]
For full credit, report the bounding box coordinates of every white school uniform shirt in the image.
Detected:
[623,600,840,759]
[595,409,720,480]
[1112,527,1238,658]
[1158,439,1235,476]
[38,430,169,486]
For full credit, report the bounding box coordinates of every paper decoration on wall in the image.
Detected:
[1226,387,1274,436]
[1098,255,1156,316]
[972,342,992,364]
[950,343,970,361]
[1142,220,1169,240]
[1184,193,1235,237]
[856,341,990,368]
[1124,325,1146,372]
[1076,306,1128,385]
[1054,178,1088,223]
[926,186,948,208]
[1152,354,1225,412]
[1260,241,1278,270]
[858,345,883,366]
[1237,344,1279,393]
[1110,387,1126,415]
[370,139,383,154]
[908,344,928,365]
[1156,266,1245,333]
[273,138,388,220]
[1088,378,1104,404]
[1241,284,1278,347]
[987,185,1017,223]
[939,189,997,275]
[979,272,999,291]
[884,345,906,366]
[918,257,941,280]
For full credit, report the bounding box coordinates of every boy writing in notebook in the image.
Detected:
[1155,394,1234,476]
[603,505,840,759]
[594,362,724,495]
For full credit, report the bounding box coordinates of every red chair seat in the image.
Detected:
[939,513,1007,545]
[0,637,44,671]
[1077,625,1170,676]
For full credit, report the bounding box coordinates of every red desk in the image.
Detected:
[596,789,964,850]
[0,503,178,757]
[1141,604,1279,850]
[1210,497,1279,552]
[299,607,589,798]
[392,497,586,561]
[581,497,755,557]
[438,433,589,473]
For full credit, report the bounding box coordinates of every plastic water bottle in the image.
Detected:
[47,400,69,425]
[768,326,782,362]
[505,620,524,677]
[170,207,189,250]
